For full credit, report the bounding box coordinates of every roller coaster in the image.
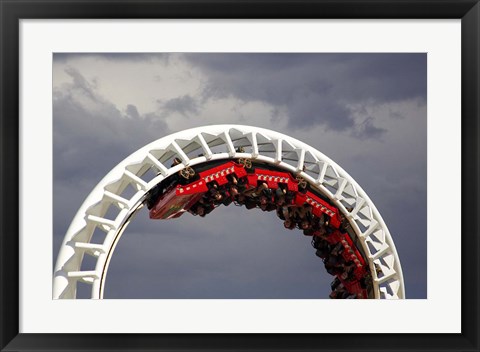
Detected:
[53,125,405,299]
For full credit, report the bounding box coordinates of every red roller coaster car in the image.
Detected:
[149,161,247,219]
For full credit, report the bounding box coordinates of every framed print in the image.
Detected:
[1,0,479,351]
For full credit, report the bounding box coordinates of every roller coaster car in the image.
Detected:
[294,192,342,228]
[148,183,205,220]
[326,229,370,297]
[326,230,367,277]
[148,161,248,220]
[246,168,298,191]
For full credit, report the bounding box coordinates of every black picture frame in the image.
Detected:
[1,0,478,351]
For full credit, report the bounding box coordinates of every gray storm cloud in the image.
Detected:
[186,53,426,135]
[161,94,199,116]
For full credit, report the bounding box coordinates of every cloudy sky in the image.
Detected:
[53,53,427,299]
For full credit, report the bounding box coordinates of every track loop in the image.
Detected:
[53,125,404,299]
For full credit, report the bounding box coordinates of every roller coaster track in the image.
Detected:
[53,125,405,299]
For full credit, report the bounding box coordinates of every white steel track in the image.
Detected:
[53,124,405,299]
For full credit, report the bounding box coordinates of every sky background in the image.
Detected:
[53,53,427,299]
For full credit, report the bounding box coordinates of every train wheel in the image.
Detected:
[296,175,307,188]
[238,158,252,169]
[180,168,191,179]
